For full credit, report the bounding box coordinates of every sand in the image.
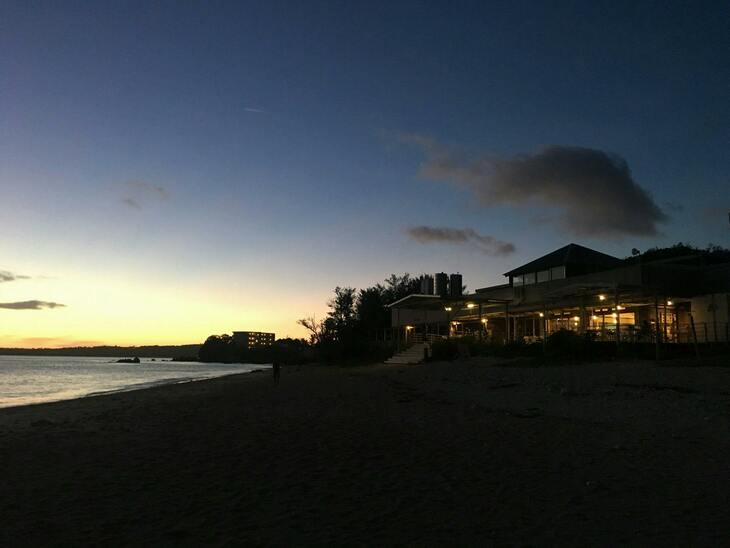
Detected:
[1,357,730,545]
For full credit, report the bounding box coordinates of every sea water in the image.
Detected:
[0,355,269,408]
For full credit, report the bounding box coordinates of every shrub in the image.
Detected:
[430,339,459,361]
[545,329,586,359]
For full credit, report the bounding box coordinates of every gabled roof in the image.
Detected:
[503,243,621,277]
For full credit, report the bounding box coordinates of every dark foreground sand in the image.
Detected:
[2,357,730,546]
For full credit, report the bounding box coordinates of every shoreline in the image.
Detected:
[2,359,730,544]
[0,369,269,412]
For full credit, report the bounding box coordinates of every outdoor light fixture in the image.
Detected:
[592,315,599,320]
[667,300,673,306]
[444,307,452,311]
[539,312,544,317]
[616,305,624,310]
[572,316,580,321]
[481,318,487,323]
[466,303,475,309]
[599,295,606,301]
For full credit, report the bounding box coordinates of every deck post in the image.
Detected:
[654,294,661,361]
[505,304,510,343]
[614,286,621,347]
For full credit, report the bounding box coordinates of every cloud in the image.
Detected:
[404,136,667,238]
[0,270,30,283]
[8,336,104,348]
[664,201,684,213]
[120,181,169,209]
[406,226,516,256]
[244,107,266,113]
[0,300,66,310]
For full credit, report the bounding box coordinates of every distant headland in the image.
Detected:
[0,344,201,359]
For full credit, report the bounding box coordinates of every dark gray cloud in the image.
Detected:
[406,226,516,256]
[0,300,66,310]
[405,136,667,238]
[121,181,169,209]
[0,270,31,283]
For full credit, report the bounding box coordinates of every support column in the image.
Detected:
[478,303,483,341]
[615,286,621,346]
[505,304,510,343]
[654,294,661,361]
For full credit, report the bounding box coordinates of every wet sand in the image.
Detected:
[2,358,730,545]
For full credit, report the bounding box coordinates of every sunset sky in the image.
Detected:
[2,1,728,347]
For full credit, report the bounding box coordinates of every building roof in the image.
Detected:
[503,243,622,277]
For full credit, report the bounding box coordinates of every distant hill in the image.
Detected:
[0,344,201,359]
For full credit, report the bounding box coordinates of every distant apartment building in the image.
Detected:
[232,331,275,350]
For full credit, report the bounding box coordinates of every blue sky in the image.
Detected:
[1,1,728,345]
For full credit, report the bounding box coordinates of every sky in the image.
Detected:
[1,0,728,347]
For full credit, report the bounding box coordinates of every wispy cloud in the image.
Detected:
[7,336,103,348]
[0,270,31,283]
[403,135,667,239]
[244,106,266,113]
[0,300,66,310]
[406,226,516,256]
[120,180,169,209]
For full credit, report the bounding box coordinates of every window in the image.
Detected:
[550,265,566,280]
[513,275,524,286]
[524,272,536,285]
[537,270,550,283]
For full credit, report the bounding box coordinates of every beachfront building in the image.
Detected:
[389,243,730,345]
[232,331,276,350]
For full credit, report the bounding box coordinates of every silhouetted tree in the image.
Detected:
[382,273,420,304]
[356,285,389,332]
[328,286,357,328]
[297,316,332,346]
[299,273,424,363]
[198,334,236,363]
[625,242,730,265]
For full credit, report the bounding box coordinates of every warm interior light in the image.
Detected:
[539,312,544,317]
[481,318,487,323]
[591,315,598,320]
[466,303,475,309]
[599,295,606,301]
[616,305,624,310]
[612,313,618,318]
[444,307,452,311]
[667,300,673,306]
[572,316,580,321]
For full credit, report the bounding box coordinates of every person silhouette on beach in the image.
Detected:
[272,362,281,385]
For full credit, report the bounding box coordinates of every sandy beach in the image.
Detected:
[2,358,730,545]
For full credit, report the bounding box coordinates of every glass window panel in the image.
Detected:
[537,270,550,283]
[550,266,566,280]
[524,272,536,285]
[513,275,524,286]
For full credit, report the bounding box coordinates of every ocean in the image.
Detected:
[0,355,269,408]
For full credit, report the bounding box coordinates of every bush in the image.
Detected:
[545,329,586,358]
[430,339,459,361]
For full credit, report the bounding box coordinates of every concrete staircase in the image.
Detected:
[384,343,428,365]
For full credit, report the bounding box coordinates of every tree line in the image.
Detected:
[296,273,421,363]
